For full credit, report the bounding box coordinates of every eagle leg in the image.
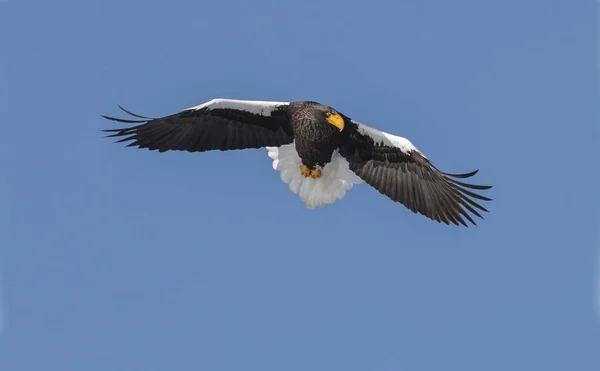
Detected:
[300,165,321,179]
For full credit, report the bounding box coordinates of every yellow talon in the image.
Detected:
[300,165,321,179]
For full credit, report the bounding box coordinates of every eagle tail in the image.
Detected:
[266,143,363,209]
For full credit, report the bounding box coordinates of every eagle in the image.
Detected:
[103,98,492,226]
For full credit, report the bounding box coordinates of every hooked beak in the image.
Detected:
[327,113,344,131]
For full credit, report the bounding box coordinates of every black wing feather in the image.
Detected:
[338,120,492,227]
[102,104,294,152]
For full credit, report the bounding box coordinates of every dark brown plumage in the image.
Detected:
[288,102,341,168]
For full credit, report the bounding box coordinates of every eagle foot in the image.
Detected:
[301,165,311,177]
[300,165,321,179]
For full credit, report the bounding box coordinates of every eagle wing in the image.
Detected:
[338,118,492,226]
[102,99,294,152]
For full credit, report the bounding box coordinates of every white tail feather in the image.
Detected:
[266,143,363,208]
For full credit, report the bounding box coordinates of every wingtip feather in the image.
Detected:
[117,105,155,119]
[101,115,147,124]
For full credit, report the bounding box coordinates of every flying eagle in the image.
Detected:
[103,99,492,226]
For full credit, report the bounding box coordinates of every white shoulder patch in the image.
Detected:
[266,143,363,209]
[353,120,423,156]
[184,98,289,116]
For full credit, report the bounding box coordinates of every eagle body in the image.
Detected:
[103,98,493,226]
[288,102,340,169]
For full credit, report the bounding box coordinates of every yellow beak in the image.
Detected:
[326,113,344,131]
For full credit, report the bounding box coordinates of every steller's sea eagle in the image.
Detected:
[103,98,492,226]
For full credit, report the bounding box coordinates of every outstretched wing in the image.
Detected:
[102,99,294,152]
[338,118,492,226]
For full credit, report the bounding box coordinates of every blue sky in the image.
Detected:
[2,0,600,370]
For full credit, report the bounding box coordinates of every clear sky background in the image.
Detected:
[2,0,600,370]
